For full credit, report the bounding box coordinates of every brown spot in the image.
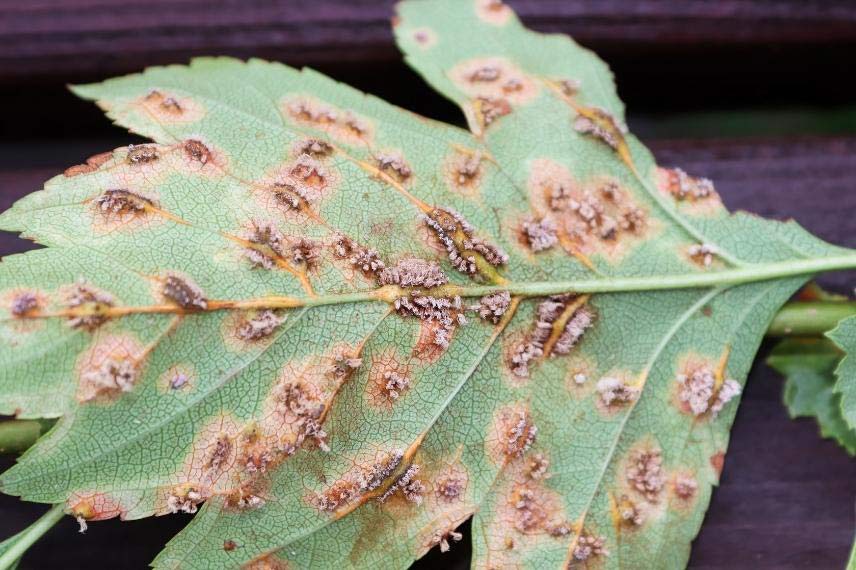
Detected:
[626,446,665,503]
[162,274,207,311]
[7,289,43,318]
[313,448,405,512]
[526,453,550,480]
[673,473,698,501]
[475,96,511,128]
[596,374,639,409]
[289,155,327,189]
[68,492,125,522]
[411,27,438,49]
[488,405,537,462]
[702,306,713,317]
[447,150,483,193]
[452,58,537,109]
[475,0,513,25]
[710,451,725,478]
[139,90,205,123]
[240,219,287,270]
[64,151,113,177]
[283,96,374,145]
[243,555,289,570]
[158,364,195,393]
[224,540,238,551]
[289,238,320,269]
[76,334,145,403]
[236,309,285,342]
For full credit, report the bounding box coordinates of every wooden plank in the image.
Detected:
[1,0,854,82]
[0,135,855,568]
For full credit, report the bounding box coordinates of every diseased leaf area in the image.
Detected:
[0,1,853,569]
[828,316,856,432]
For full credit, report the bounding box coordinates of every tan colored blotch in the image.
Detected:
[160,273,208,311]
[4,288,46,319]
[596,373,639,409]
[282,95,374,145]
[64,151,113,177]
[68,491,126,529]
[138,90,205,123]
[527,158,578,213]
[488,405,538,463]
[452,57,538,107]
[445,148,484,194]
[242,554,289,570]
[656,167,724,216]
[710,451,726,479]
[76,334,145,403]
[475,0,513,25]
[616,494,643,527]
[672,472,699,502]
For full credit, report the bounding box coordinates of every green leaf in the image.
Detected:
[828,315,856,430]
[1,1,855,569]
[767,338,856,455]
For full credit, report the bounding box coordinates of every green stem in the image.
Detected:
[0,420,52,454]
[767,301,856,337]
[0,504,65,570]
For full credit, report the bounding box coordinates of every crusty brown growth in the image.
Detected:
[617,494,643,526]
[184,139,212,164]
[332,234,386,277]
[65,280,115,331]
[76,335,145,403]
[382,370,411,401]
[451,151,483,188]
[9,291,41,318]
[162,275,208,311]
[378,258,447,288]
[559,78,582,97]
[80,356,139,401]
[423,207,508,275]
[687,243,719,268]
[314,449,405,512]
[596,376,638,407]
[271,181,311,211]
[394,294,463,349]
[521,217,558,252]
[271,380,329,452]
[289,155,327,189]
[236,310,285,341]
[205,434,234,473]
[526,453,550,480]
[64,151,113,177]
[469,65,502,83]
[626,448,665,503]
[145,90,183,114]
[660,167,717,202]
[329,350,362,383]
[94,189,154,220]
[497,408,537,459]
[243,554,289,570]
[511,295,594,378]
[473,290,511,324]
[377,463,425,504]
[434,469,467,503]
[676,363,741,418]
[166,484,204,514]
[126,144,159,164]
[223,540,238,551]
[284,97,373,144]
[376,153,412,182]
[477,96,511,127]
[573,107,628,150]
[290,238,320,269]
[241,219,286,270]
[673,474,698,501]
[296,138,334,158]
[572,531,609,562]
[509,484,548,533]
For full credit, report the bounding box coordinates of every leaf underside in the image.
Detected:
[0,1,850,569]
[828,316,856,432]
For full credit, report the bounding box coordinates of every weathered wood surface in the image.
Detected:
[0,136,854,568]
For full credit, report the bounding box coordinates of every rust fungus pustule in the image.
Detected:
[140,90,205,123]
[162,274,208,311]
[489,406,538,461]
[448,150,484,192]
[332,234,387,278]
[242,218,288,268]
[7,289,44,319]
[573,106,628,151]
[510,294,594,379]
[183,139,213,165]
[296,138,334,158]
[376,152,413,182]
[675,362,741,419]
[673,473,699,501]
[377,463,425,505]
[313,448,405,512]
[626,447,665,503]
[283,96,374,144]
[423,207,508,276]
[126,144,159,164]
[521,216,558,252]
[236,310,285,342]
[433,466,468,503]
[472,290,511,324]
[596,375,639,408]
[94,188,155,220]
[658,167,718,202]
[571,531,609,563]
[76,334,145,402]
[63,280,115,331]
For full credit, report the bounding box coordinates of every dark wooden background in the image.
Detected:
[1,1,855,568]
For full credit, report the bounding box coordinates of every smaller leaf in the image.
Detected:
[768,337,856,455]
[827,315,856,431]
